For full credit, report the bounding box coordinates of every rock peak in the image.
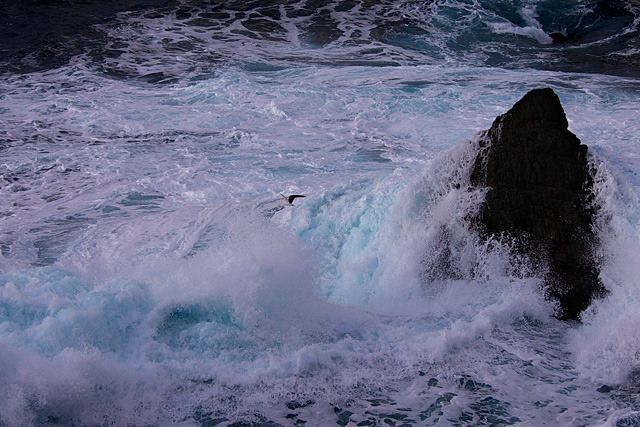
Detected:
[496,87,568,131]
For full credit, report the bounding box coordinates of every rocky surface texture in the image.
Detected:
[471,88,608,320]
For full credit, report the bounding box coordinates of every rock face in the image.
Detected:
[471,88,607,320]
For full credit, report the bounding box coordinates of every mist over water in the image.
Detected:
[2,1,640,425]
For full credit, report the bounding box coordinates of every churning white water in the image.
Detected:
[2,1,640,425]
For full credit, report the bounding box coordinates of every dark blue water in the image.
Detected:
[2,0,639,77]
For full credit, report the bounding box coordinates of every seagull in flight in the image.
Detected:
[281,193,306,206]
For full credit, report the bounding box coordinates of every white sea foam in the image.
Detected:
[565,155,640,384]
[496,4,554,44]
[2,27,640,424]
[489,22,553,44]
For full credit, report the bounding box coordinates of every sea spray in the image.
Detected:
[568,157,640,385]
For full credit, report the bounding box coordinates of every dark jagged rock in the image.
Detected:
[549,32,569,43]
[471,88,608,320]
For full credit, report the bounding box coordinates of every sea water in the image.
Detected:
[2,0,640,425]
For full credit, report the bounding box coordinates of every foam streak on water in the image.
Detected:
[2,0,640,426]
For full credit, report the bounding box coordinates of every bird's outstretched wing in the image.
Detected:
[288,195,306,204]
